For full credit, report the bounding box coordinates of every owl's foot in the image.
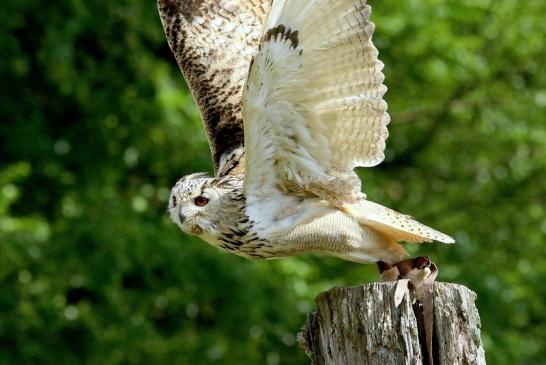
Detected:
[396,256,438,297]
[377,256,438,291]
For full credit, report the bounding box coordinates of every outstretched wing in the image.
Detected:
[242,0,389,204]
[158,0,270,176]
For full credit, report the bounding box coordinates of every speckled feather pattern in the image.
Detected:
[158,0,270,175]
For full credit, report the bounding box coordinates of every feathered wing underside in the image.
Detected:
[158,0,270,175]
[242,0,454,244]
[243,0,389,205]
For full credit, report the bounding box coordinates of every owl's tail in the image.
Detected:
[343,200,455,244]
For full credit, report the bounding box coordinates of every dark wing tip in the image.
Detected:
[264,24,300,49]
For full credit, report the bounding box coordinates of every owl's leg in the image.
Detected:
[377,261,400,282]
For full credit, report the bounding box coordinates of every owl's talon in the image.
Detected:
[415,255,431,270]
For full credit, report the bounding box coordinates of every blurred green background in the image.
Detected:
[1,0,545,364]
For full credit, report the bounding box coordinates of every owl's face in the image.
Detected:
[168,173,223,238]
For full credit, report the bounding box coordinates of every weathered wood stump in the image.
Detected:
[298,282,485,365]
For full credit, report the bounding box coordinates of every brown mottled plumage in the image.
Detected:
[158,0,270,175]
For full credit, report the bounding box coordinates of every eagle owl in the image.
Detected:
[158,0,454,279]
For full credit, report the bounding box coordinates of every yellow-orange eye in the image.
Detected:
[194,196,209,207]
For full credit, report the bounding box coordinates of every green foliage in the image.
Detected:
[1,0,545,363]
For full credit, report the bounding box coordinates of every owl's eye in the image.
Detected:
[194,196,209,207]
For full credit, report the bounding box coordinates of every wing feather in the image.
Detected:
[158,0,270,175]
[242,0,388,204]
[344,201,456,244]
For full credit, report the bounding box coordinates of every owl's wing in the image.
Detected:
[158,0,270,176]
[242,0,454,244]
[242,0,388,205]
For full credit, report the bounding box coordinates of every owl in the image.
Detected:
[158,0,454,287]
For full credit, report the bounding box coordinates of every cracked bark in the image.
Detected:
[298,282,485,365]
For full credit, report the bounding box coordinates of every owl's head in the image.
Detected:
[168,172,245,243]
[168,173,220,237]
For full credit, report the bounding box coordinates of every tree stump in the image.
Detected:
[298,282,485,365]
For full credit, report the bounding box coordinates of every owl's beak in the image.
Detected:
[179,212,186,224]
